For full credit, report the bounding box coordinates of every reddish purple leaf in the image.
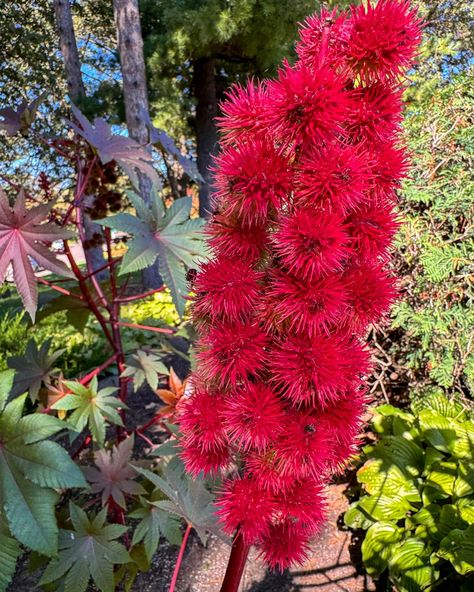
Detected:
[84,436,145,509]
[0,188,75,321]
[68,105,160,188]
[0,95,46,137]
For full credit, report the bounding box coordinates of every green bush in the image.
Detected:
[383,70,474,400]
[345,394,474,591]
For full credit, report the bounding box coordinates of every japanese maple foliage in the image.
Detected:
[179,0,422,574]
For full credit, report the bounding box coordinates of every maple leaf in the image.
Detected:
[68,105,160,189]
[0,94,46,137]
[99,190,208,317]
[0,187,75,321]
[156,367,187,418]
[51,377,126,445]
[40,503,131,592]
[121,350,169,392]
[83,436,145,509]
[8,338,64,402]
[43,373,72,418]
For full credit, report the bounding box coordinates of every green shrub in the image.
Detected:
[345,394,474,591]
[383,70,474,400]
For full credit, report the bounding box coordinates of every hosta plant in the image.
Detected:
[177,1,422,590]
[345,394,474,592]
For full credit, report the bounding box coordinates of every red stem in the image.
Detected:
[103,229,129,442]
[71,435,92,460]
[113,321,174,335]
[37,277,83,299]
[137,413,163,433]
[135,429,155,448]
[37,135,73,161]
[116,286,166,303]
[79,353,118,385]
[75,156,97,205]
[81,258,121,281]
[63,240,115,347]
[219,532,250,592]
[169,523,192,592]
[76,210,110,312]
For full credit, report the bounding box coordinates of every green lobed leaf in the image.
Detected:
[0,520,21,592]
[8,339,64,402]
[99,188,206,317]
[121,350,169,392]
[52,380,125,445]
[0,395,87,556]
[40,502,131,592]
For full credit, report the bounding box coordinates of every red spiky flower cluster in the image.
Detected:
[179,0,421,571]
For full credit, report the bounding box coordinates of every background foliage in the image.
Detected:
[373,0,474,403]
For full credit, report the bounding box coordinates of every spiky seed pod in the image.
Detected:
[178,0,421,571]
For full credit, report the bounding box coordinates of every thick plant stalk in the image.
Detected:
[178,0,422,583]
[220,533,250,592]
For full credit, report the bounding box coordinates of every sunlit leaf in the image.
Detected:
[0,188,74,320]
[99,191,207,316]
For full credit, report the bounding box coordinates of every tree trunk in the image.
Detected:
[193,57,219,219]
[53,0,106,276]
[113,0,162,289]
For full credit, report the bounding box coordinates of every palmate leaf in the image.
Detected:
[121,350,169,392]
[40,503,131,592]
[0,187,75,321]
[68,105,160,189]
[51,377,125,445]
[0,371,86,556]
[8,338,64,401]
[37,291,92,331]
[129,495,182,561]
[0,94,46,137]
[155,367,187,417]
[147,120,202,183]
[99,191,207,317]
[83,436,145,509]
[134,456,220,544]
